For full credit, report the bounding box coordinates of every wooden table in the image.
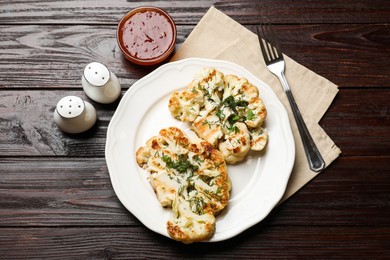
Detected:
[1,1,389,258]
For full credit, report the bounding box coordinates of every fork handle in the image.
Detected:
[277,71,325,172]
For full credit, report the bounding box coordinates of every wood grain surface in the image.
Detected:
[0,0,389,24]
[0,24,389,89]
[0,157,388,227]
[0,0,389,258]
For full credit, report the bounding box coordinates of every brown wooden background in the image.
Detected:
[0,0,389,258]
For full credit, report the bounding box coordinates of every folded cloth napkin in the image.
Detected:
[171,6,341,202]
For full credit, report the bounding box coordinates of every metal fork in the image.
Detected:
[256,24,325,172]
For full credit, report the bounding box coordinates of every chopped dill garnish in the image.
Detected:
[162,155,199,174]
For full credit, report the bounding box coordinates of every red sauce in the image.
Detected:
[120,9,174,60]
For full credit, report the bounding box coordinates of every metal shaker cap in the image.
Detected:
[83,62,110,87]
[56,95,85,118]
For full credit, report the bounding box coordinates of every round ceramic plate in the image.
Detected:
[105,58,295,242]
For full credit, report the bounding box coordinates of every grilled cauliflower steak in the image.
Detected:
[136,127,230,243]
[168,68,269,164]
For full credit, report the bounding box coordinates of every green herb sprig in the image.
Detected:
[162,155,199,174]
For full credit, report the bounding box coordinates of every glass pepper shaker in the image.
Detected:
[81,62,121,104]
[53,95,97,134]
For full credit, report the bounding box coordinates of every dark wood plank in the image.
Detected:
[1,156,389,227]
[0,89,388,157]
[320,88,390,156]
[0,24,388,90]
[0,226,389,258]
[0,25,189,89]
[249,24,390,88]
[0,90,112,156]
[0,0,389,25]
[0,158,136,226]
[276,156,390,226]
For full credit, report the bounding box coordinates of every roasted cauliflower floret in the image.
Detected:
[168,68,224,122]
[250,127,269,151]
[245,97,267,128]
[219,122,251,164]
[136,127,230,243]
[167,196,216,243]
[223,74,259,103]
[168,86,203,122]
[191,111,223,146]
[168,68,269,164]
[149,170,180,207]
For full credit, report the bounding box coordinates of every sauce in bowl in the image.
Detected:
[117,7,176,66]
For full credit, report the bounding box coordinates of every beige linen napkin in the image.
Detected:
[171,6,341,202]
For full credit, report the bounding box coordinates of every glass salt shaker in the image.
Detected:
[53,96,97,134]
[81,62,121,104]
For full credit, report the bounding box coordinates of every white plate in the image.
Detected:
[105,58,295,242]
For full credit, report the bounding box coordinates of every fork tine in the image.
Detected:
[262,24,277,61]
[256,26,271,63]
[257,23,283,63]
[263,23,282,59]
